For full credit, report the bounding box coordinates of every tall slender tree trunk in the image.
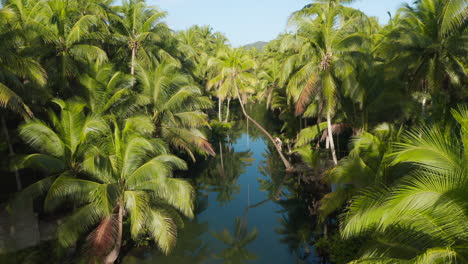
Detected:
[422,95,427,117]
[218,98,223,122]
[326,111,338,165]
[234,84,291,170]
[316,101,323,148]
[266,87,273,109]
[1,116,22,191]
[224,98,231,123]
[130,46,136,75]
[105,205,124,264]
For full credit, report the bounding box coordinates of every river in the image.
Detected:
[123,120,320,264]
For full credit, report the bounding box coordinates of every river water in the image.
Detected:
[123,123,320,264]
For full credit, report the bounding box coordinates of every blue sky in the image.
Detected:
[149,0,408,47]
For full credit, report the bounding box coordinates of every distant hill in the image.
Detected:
[242,41,269,50]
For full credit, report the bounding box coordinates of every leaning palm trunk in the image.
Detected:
[234,84,292,170]
[104,205,124,264]
[326,111,338,165]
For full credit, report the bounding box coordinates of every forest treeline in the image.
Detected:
[0,0,467,263]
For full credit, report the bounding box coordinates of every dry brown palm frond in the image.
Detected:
[320,123,351,142]
[199,138,216,157]
[295,74,319,116]
[86,215,118,260]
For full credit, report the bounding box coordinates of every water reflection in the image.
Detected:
[258,144,290,199]
[123,107,320,264]
[212,217,258,264]
[259,143,317,263]
[122,198,211,264]
[196,144,253,206]
[276,199,315,262]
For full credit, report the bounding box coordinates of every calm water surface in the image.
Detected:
[123,130,318,264]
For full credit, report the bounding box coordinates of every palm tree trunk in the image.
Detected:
[219,142,225,173]
[105,205,123,264]
[266,87,273,109]
[326,111,338,165]
[218,98,223,122]
[422,95,427,117]
[234,85,291,170]
[316,102,323,148]
[224,98,231,123]
[1,116,22,191]
[130,46,136,75]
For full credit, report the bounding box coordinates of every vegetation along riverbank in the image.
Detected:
[0,0,466,263]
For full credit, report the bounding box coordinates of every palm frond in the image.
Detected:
[0,82,32,118]
[146,209,177,255]
[295,122,328,147]
[391,126,461,172]
[19,120,65,157]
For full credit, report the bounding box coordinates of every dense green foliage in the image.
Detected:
[0,0,466,263]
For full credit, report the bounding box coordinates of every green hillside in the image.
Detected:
[242,41,268,50]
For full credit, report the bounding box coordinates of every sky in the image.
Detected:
[150,0,409,47]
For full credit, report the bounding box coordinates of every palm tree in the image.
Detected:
[0,4,47,190]
[80,62,137,118]
[17,99,107,197]
[0,6,46,117]
[254,39,303,139]
[379,0,467,116]
[176,25,228,87]
[341,105,468,263]
[25,0,108,95]
[208,48,256,122]
[283,1,367,165]
[44,116,195,263]
[176,26,209,82]
[110,0,171,74]
[137,60,215,160]
[317,124,407,221]
[20,112,195,263]
[257,58,283,110]
[208,48,292,169]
